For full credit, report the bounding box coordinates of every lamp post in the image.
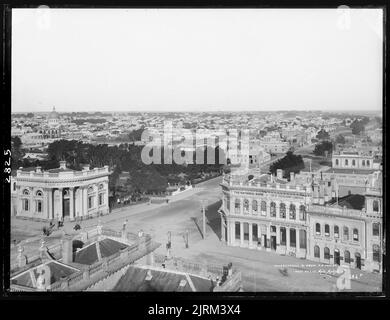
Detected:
[200,200,208,239]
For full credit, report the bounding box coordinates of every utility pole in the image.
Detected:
[200,200,208,239]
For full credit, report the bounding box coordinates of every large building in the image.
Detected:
[219,169,383,273]
[11,161,110,221]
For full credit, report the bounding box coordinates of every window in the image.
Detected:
[314,245,320,258]
[343,227,349,241]
[235,222,240,240]
[252,200,258,213]
[88,186,94,193]
[13,182,16,191]
[99,183,104,190]
[36,190,43,197]
[353,228,359,241]
[235,199,240,213]
[316,223,321,235]
[334,225,339,238]
[352,159,356,166]
[373,245,381,262]
[373,223,380,236]
[290,229,296,247]
[299,230,307,249]
[270,202,276,217]
[280,203,286,218]
[280,228,286,245]
[325,224,330,237]
[271,226,276,233]
[344,251,351,264]
[23,189,29,196]
[345,159,348,166]
[362,160,365,167]
[299,205,306,221]
[373,200,379,212]
[243,199,249,213]
[261,201,267,212]
[99,193,104,206]
[88,196,93,209]
[366,160,370,167]
[243,223,249,240]
[36,200,42,213]
[23,199,29,211]
[324,247,330,260]
[289,204,296,220]
[335,159,339,166]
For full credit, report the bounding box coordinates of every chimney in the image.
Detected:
[277,169,283,180]
[59,161,67,170]
[36,166,42,173]
[61,236,73,264]
[290,172,295,182]
[82,164,90,171]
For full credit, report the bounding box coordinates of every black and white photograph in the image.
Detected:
[3,5,386,297]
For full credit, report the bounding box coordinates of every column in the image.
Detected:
[240,222,244,246]
[240,198,243,215]
[231,221,235,245]
[95,184,99,212]
[276,225,281,247]
[266,224,270,251]
[83,187,88,217]
[69,187,75,221]
[48,189,53,219]
[249,223,253,248]
[286,201,290,221]
[58,188,63,220]
[276,201,280,219]
[286,227,290,252]
[296,228,300,256]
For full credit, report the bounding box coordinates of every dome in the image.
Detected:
[48,107,59,120]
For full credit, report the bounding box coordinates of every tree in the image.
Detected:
[11,136,24,170]
[316,129,330,140]
[335,134,346,144]
[269,151,305,177]
[350,119,365,135]
[313,141,333,156]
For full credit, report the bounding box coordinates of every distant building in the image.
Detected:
[11,161,110,221]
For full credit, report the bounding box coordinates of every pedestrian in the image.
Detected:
[122,219,128,231]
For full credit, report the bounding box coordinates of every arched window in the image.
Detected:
[88,186,94,193]
[325,224,330,237]
[314,245,320,258]
[270,202,276,217]
[316,223,321,235]
[279,203,286,218]
[23,189,30,196]
[243,199,249,212]
[335,159,339,166]
[343,227,349,240]
[373,245,381,262]
[36,190,43,197]
[289,204,296,220]
[345,159,348,166]
[373,223,380,236]
[252,200,258,212]
[373,200,379,212]
[334,225,339,238]
[299,205,306,221]
[344,250,351,264]
[324,247,330,260]
[261,201,267,212]
[99,183,104,190]
[353,228,359,241]
[352,159,356,166]
[366,160,370,167]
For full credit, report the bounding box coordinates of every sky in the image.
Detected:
[12,8,383,113]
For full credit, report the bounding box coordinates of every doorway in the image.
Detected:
[334,249,340,265]
[270,236,277,251]
[355,253,361,269]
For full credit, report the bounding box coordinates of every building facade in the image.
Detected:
[219,170,383,273]
[11,161,110,221]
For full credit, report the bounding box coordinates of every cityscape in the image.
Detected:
[7,8,384,293]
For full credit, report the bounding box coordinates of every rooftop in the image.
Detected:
[327,194,366,210]
[324,168,377,175]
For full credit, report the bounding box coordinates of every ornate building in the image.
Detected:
[39,107,61,139]
[219,169,383,273]
[11,161,110,221]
